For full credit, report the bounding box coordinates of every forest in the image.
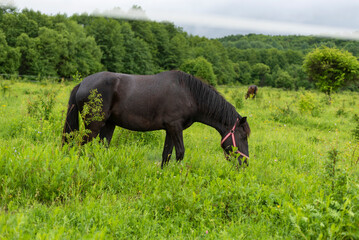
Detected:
[1,5,359,89]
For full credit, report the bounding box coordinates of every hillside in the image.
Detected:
[1,6,359,90]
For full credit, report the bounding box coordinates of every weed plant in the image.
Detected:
[0,82,358,239]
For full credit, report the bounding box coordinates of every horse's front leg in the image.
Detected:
[173,130,184,161]
[163,123,185,166]
[161,131,174,168]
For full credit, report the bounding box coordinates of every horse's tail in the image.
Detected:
[62,84,80,144]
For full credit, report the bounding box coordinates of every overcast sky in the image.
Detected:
[3,0,359,39]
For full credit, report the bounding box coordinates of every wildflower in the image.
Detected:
[206,231,208,234]
[1,105,5,107]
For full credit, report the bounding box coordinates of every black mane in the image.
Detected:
[177,71,239,127]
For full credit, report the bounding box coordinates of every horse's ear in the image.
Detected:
[239,117,247,125]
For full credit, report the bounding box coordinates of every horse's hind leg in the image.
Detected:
[161,131,174,168]
[99,121,116,146]
[83,121,106,144]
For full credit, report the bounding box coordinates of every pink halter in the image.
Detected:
[220,118,249,159]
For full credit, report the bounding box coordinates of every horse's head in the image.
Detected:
[221,117,250,166]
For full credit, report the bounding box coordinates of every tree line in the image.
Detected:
[1,5,359,90]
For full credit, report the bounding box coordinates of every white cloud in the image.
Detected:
[9,0,359,39]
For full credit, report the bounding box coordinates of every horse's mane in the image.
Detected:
[176,71,242,128]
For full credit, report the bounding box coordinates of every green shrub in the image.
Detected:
[180,57,217,86]
[353,114,359,142]
[27,89,56,120]
[271,103,297,123]
[297,92,322,117]
[231,91,244,109]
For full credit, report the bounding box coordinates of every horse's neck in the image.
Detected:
[194,114,231,138]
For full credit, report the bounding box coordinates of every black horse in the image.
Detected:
[245,85,258,99]
[63,71,250,168]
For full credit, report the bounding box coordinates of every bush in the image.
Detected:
[230,90,244,109]
[353,114,359,142]
[180,57,217,86]
[274,69,295,90]
[297,92,322,117]
[27,89,56,120]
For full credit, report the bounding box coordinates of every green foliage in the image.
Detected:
[297,92,322,117]
[180,57,217,86]
[303,47,359,96]
[251,63,270,86]
[81,89,105,126]
[27,89,56,120]
[0,82,10,96]
[271,103,297,123]
[119,22,155,74]
[353,114,359,142]
[63,89,105,146]
[274,69,295,90]
[0,30,20,74]
[1,7,359,92]
[230,90,245,109]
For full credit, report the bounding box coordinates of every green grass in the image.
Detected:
[0,80,359,239]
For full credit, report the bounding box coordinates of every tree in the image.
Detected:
[119,22,154,74]
[150,22,171,70]
[165,33,189,70]
[274,69,295,90]
[180,57,216,86]
[16,32,40,76]
[34,27,66,76]
[85,17,125,72]
[303,47,359,99]
[0,30,20,74]
[234,61,252,84]
[192,39,236,84]
[251,63,270,86]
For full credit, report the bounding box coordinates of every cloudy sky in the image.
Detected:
[4,0,359,39]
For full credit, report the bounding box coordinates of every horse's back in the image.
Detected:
[76,72,120,103]
[76,71,196,131]
[249,85,257,93]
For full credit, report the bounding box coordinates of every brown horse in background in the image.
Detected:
[245,85,258,99]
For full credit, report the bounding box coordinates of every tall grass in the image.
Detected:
[0,80,358,239]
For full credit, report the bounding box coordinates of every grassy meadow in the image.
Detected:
[0,79,359,239]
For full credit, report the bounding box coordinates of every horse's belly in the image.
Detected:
[109,113,165,132]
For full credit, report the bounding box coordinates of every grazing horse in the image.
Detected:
[63,71,250,168]
[245,85,258,99]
